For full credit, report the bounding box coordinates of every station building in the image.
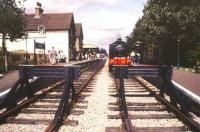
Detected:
[0,2,83,64]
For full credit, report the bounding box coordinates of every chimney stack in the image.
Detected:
[35,2,43,18]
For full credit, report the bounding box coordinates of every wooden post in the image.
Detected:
[34,40,36,65]
[44,42,45,63]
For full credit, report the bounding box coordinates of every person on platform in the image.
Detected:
[49,46,57,65]
[130,51,135,64]
[57,50,62,63]
[60,51,65,62]
[136,53,140,64]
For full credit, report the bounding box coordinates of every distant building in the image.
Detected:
[75,23,84,59]
[0,2,76,63]
[83,44,99,52]
[83,44,99,59]
[134,42,162,64]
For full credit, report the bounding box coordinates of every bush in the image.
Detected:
[195,61,200,73]
[0,67,5,74]
[197,61,200,66]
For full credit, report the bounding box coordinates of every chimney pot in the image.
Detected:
[35,2,43,18]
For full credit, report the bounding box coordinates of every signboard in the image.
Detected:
[34,40,45,64]
[35,42,45,49]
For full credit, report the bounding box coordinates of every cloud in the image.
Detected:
[24,0,147,50]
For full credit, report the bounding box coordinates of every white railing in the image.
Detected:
[172,80,200,106]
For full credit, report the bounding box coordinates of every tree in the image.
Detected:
[0,0,26,72]
[129,0,200,65]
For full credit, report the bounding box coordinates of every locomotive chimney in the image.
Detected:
[35,2,43,18]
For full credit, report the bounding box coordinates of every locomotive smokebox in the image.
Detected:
[108,38,131,72]
[109,38,129,58]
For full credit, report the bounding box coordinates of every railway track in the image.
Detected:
[0,61,199,131]
[55,62,199,131]
[107,79,194,131]
[107,67,200,132]
[0,60,106,131]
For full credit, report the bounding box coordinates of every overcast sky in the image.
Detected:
[24,0,147,50]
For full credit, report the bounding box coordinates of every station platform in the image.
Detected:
[173,69,200,97]
[0,70,19,93]
[0,60,86,93]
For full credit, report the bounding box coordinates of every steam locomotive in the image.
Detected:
[109,38,131,72]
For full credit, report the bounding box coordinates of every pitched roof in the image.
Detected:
[25,13,73,31]
[83,44,98,49]
[75,23,82,37]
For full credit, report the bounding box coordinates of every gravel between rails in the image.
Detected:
[0,62,105,132]
[131,119,185,127]
[0,85,64,132]
[124,78,191,130]
[59,62,121,132]
[0,124,47,132]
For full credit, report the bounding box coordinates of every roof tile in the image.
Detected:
[26,13,73,31]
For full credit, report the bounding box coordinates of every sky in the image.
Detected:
[23,0,147,51]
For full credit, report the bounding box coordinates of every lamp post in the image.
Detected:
[135,41,142,64]
[23,33,28,64]
[177,39,180,69]
[37,25,46,63]
[25,36,28,64]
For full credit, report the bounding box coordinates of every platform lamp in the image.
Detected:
[38,25,46,63]
[135,41,142,63]
[177,39,180,69]
[177,26,184,69]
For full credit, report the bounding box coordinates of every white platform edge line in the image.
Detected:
[0,88,10,97]
[0,77,38,98]
[172,80,200,105]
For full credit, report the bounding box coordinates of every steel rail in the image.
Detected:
[135,77,200,132]
[77,60,106,94]
[0,62,92,122]
[45,68,97,132]
[45,60,106,132]
[0,60,104,130]
[0,80,64,122]
[115,79,134,132]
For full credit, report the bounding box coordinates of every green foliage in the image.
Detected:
[99,48,107,55]
[0,67,5,74]
[129,0,200,65]
[0,0,26,72]
[0,0,26,42]
[133,0,200,44]
[197,61,200,66]
[186,50,200,65]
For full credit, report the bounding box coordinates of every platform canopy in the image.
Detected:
[83,44,98,49]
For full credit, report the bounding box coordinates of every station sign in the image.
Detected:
[34,40,46,64]
[34,42,45,49]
